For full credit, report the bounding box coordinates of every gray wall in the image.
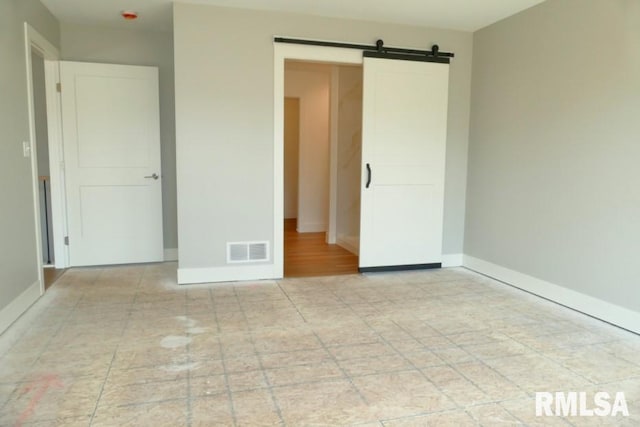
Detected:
[0,0,59,312]
[174,3,473,270]
[466,0,640,312]
[61,23,178,250]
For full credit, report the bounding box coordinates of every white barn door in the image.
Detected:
[359,55,449,270]
[60,61,163,266]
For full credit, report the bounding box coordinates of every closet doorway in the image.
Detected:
[274,41,451,278]
[283,61,362,277]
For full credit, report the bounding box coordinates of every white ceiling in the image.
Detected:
[40,0,546,33]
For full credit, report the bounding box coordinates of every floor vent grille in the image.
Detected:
[227,241,269,263]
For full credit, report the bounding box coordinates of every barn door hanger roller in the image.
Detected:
[366,39,453,63]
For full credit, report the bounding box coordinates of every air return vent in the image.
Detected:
[227,241,269,263]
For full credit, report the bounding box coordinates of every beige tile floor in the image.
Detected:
[1,263,639,426]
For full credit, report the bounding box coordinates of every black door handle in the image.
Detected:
[366,163,372,188]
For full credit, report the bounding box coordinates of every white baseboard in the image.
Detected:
[463,255,640,334]
[0,280,41,336]
[441,253,463,267]
[178,264,277,285]
[164,248,179,262]
[326,231,336,245]
[297,222,326,233]
[336,235,359,255]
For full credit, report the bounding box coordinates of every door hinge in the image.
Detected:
[64,236,69,245]
[56,82,61,93]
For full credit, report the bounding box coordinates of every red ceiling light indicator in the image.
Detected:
[121,10,138,21]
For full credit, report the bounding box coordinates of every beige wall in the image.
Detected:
[336,65,363,254]
[284,62,331,233]
[466,0,640,313]
[174,3,473,271]
[0,0,59,317]
[60,23,178,250]
[283,97,300,219]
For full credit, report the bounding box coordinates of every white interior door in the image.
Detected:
[60,61,163,266]
[359,55,449,270]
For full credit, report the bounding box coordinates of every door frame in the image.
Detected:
[24,24,67,295]
[273,41,362,277]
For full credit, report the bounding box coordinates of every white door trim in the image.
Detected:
[273,41,362,278]
[24,23,63,296]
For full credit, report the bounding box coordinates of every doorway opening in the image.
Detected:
[275,42,451,278]
[25,25,67,293]
[30,49,64,289]
[283,60,363,277]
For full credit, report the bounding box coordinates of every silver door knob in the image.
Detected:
[144,173,159,180]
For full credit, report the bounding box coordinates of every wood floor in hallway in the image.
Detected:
[43,267,66,290]
[284,219,358,277]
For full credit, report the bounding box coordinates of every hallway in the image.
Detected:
[284,219,358,277]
